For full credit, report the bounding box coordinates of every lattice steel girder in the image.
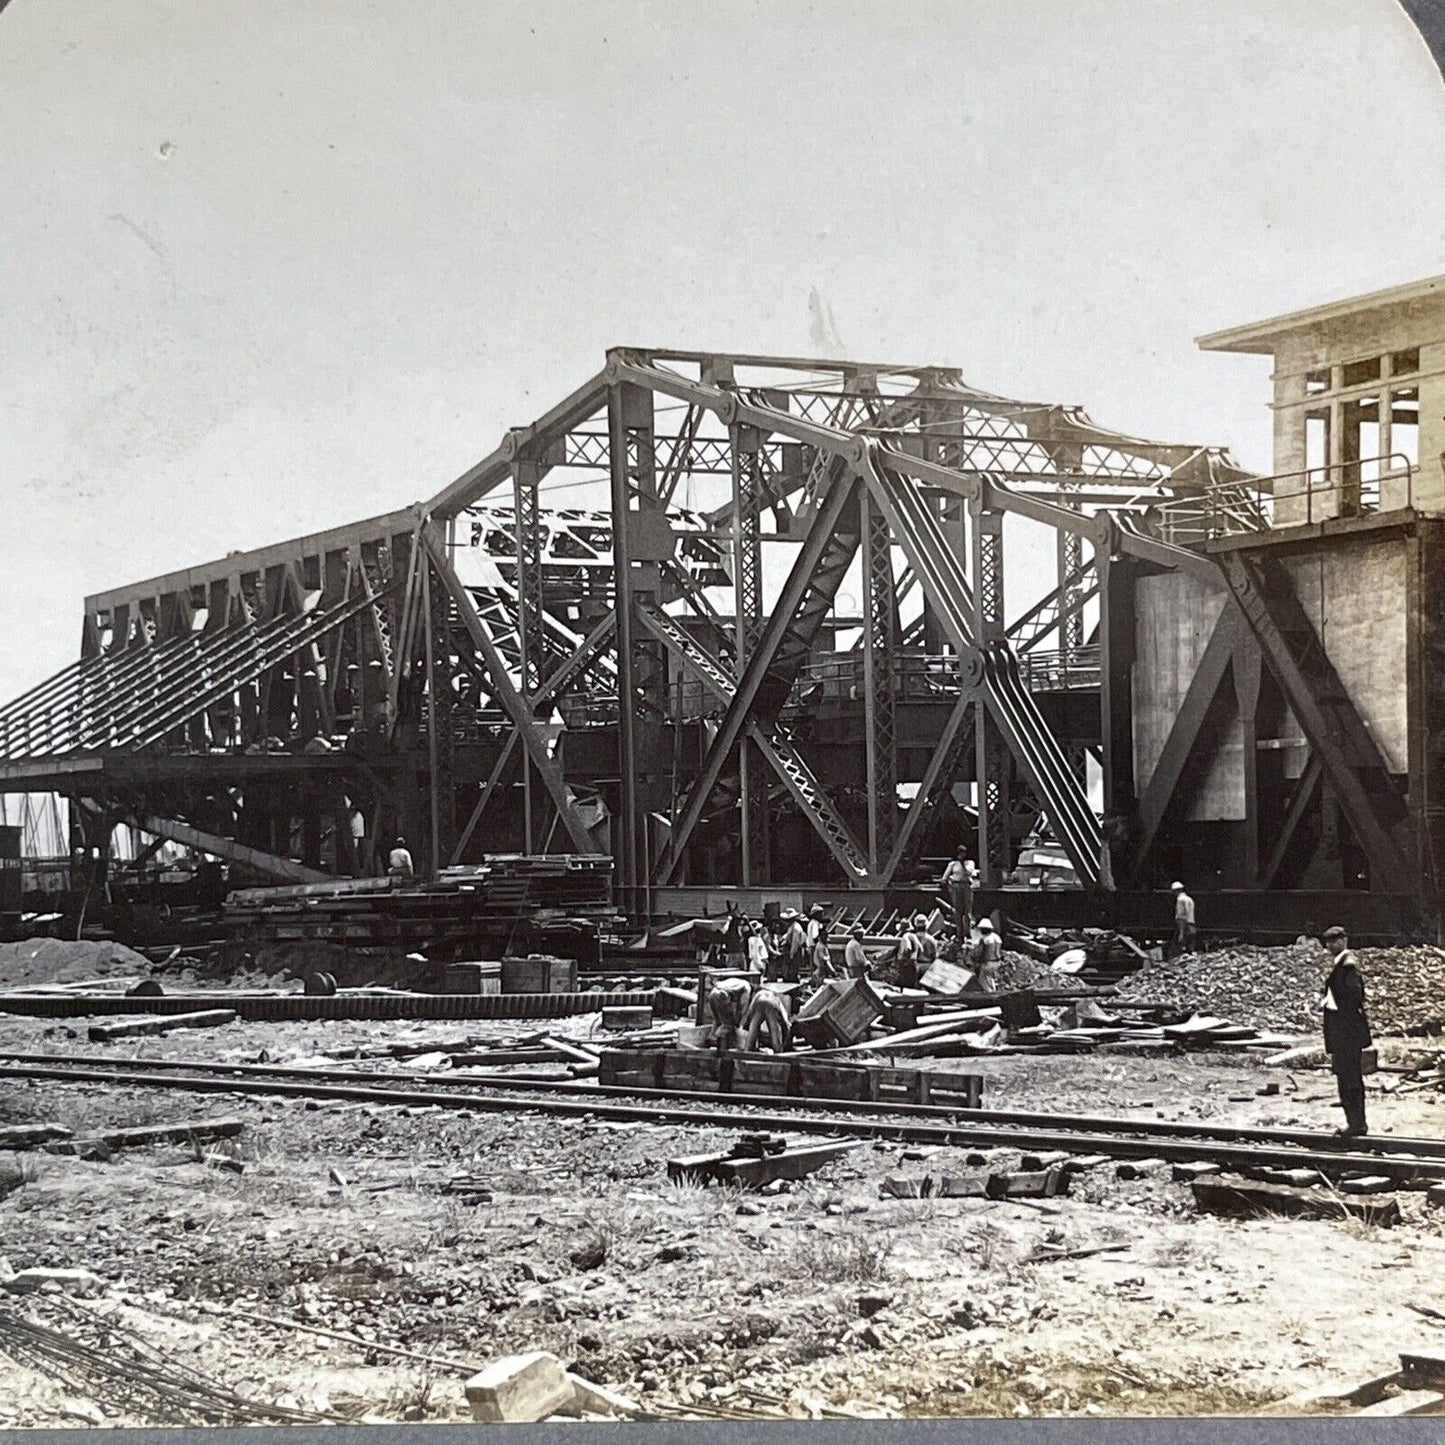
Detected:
[424,372,610,519]
[882,691,975,885]
[859,485,899,869]
[633,600,871,883]
[657,468,863,883]
[417,522,595,854]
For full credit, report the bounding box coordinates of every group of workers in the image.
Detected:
[702,880,1008,1055]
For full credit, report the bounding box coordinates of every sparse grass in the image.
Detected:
[787,1222,898,1285]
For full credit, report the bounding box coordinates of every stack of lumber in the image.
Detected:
[223,855,616,949]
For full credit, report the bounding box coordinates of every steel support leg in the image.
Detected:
[733,425,766,885]
[860,486,898,873]
[972,509,1007,885]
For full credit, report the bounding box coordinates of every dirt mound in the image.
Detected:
[0,937,154,990]
[1116,942,1326,1032]
[994,950,1077,994]
[1117,940,1445,1038]
[1353,945,1445,1036]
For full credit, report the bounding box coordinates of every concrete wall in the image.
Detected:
[1131,530,1408,831]
[1278,535,1408,774]
[1132,571,1244,822]
[1268,298,1445,524]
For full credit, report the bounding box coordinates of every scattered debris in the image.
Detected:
[88,1009,238,1042]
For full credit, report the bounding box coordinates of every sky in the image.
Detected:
[1,0,1444,699]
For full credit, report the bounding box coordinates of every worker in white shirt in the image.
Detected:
[843,925,871,979]
[745,920,775,976]
[940,848,974,944]
[388,837,415,879]
[1171,881,1196,954]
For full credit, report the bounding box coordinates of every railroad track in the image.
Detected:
[3,1052,1444,1183]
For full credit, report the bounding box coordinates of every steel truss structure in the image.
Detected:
[1,347,1431,923]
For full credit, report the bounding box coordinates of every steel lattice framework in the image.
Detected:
[13,345,1385,913]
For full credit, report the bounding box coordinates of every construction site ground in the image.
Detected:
[1,975,1443,1425]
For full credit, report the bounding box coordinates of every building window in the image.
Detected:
[1342,356,1382,387]
[1305,369,1330,395]
[1305,410,1330,481]
[1390,347,1420,376]
[1391,385,1419,466]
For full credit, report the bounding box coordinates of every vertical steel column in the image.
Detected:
[513,457,546,854]
[859,486,898,873]
[607,387,639,896]
[609,383,661,900]
[972,508,1008,885]
[1098,552,1135,886]
[1233,634,1262,883]
[732,424,767,885]
[421,560,441,875]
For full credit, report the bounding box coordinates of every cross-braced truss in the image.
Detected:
[0,349,1269,899]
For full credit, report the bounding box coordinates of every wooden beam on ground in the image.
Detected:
[667,1140,857,1188]
[88,1010,238,1043]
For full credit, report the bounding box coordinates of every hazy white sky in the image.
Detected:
[2,0,1443,697]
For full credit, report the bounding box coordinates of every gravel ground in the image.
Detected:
[1,1004,1444,1426]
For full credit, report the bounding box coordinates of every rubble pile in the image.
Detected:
[992,951,1075,995]
[1116,943,1326,1033]
[1354,946,1445,1037]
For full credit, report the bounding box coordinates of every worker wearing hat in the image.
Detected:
[843,924,871,980]
[1320,925,1371,1136]
[745,918,775,976]
[912,913,939,968]
[806,905,833,983]
[1171,881,1196,955]
[940,847,975,946]
[970,916,1003,991]
[780,909,809,983]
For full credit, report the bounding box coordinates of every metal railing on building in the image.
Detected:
[1152,453,1415,545]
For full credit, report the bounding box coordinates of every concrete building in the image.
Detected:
[1117,277,1445,929]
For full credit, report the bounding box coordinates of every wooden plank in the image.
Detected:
[1191,1177,1401,1227]
[88,1009,238,1043]
[47,1118,246,1153]
[667,1140,856,1188]
[0,1123,71,1150]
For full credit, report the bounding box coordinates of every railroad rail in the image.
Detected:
[4,1053,1443,1183]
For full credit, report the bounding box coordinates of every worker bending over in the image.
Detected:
[387,837,415,879]
[742,981,793,1054]
[706,975,753,1053]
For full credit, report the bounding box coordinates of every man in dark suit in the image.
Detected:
[1321,925,1371,1137]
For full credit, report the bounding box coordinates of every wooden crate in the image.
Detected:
[795,1059,873,1102]
[729,1055,799,1097]
[921,1069,984,1108]
[501,956,578,994]
[659,1049,728,1093]
[796,977,884,1046]
[597,1051,663,1090]
[441,962,502,995]
[865,1066,926,1106]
